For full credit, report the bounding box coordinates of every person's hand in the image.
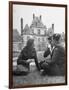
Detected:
[40,69,46,75]
[27,59,32,63]
[40,69,44,74]
[46,60,51,64]
[40,69,44,72]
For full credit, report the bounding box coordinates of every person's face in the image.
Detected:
[52,39,57,46]
[51,40,54,47]
[48,38,54,47]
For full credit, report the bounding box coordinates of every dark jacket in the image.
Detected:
[51,46,65,64]
[44,47,51,58]
[43,45,65,75]
[49,45,65,75]
[17,46,40,70]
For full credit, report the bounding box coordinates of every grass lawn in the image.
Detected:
[13,50,65,87]
[13,69,65,86]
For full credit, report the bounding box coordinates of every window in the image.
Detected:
[38,38,40,42]
[35,22,37,26]
[42,37,44,41]
[38,29,40,35]
[32,29,34,34]
[27,36,30,40]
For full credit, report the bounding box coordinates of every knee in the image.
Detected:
[41,62,49,69]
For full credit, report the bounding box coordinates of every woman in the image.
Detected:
[14,39,40,75]
[40,34,65,76]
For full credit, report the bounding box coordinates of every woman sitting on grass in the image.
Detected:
[13,38,40,75]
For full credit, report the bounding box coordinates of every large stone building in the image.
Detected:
[21,14,54,51]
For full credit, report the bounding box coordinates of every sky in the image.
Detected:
[13,4,65,34]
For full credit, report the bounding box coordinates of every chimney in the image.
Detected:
[40,15,42,20]
[21,18,23,36]
[52,24,54,33]
[33,13,35,19]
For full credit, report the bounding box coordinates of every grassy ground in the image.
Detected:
[13,50,65,87]
[13,69,65,86]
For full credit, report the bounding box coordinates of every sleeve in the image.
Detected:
[17,49,23,61]
[17,50,23,65]
[17,47,28,62]
[44,48,50,57]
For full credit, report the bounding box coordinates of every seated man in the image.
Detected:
[40,34,65,76]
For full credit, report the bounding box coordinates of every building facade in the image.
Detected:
[20,14,54,51]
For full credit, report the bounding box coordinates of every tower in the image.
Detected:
[21,17,23,36]
[52,23,54,34]
[40,15,42,20]
[21,17,23,43]
[33,13,35,20]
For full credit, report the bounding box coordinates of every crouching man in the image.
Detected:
[40,34,65,76]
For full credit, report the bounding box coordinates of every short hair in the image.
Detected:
[52,34,61,42]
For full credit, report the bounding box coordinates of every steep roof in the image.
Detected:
[30,16,46,29]
[13,29,22,42]
[23,24,30,34]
